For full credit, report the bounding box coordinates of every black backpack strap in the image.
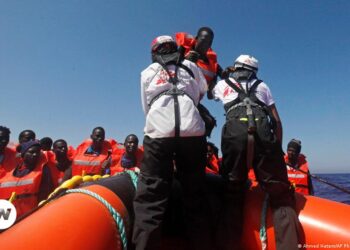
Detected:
[224,78,247,113]
[178,63,194,79]
[151,53,197,137]
[248,79,266,108]
[225,78,244,94]
[248,79,262,95]
[159,63,181,137]
[153,59,187,137]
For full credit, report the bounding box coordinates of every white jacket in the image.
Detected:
[141,59,207,138]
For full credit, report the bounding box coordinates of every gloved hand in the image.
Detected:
[221,66,235,79]
[186,50,200,63]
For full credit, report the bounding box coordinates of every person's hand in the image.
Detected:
[221,66,235,79]
[101,156,112,172]
[186,50,200,63]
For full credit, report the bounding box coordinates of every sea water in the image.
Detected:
[313,173,350,205]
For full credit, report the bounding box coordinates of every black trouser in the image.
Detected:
[132,135,212,250]
[217,111,300,250]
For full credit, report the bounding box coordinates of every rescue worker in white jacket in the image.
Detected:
[133,35,212,250]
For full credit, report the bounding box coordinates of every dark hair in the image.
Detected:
[197,27,214,39]
[287,139,302,153]
[40,137,53,145]
[53,139,67,147]
[207,141,219,158]
[19,129,36,140]
[125,134,139,144]
[92,127,105,134]
[0,126,11,136]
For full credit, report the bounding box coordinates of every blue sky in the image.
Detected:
[1,1,349,173]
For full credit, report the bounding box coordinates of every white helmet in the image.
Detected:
[234,55,258,73]
[151,35,176,53]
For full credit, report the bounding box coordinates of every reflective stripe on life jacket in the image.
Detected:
[72,140,112,176]
[0,153,47,217]
[175,32,218,84]
[284,154,311,195]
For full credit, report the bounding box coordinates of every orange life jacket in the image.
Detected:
[0,147,18,179]
[110,148,143,175]
[284,154,311,195]
[66,146,76,161]
[43,150,58,187]
[47,161,65,188]
[175,32,219,84]
[205,154,219,174]
[247,168,259,187]
[110,142,124,169]
[0,153,47,217]
[71,140,112,176]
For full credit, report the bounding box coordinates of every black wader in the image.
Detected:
[217,79,300,250]
[132,136,212,250]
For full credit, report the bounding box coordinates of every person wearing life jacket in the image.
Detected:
[0,140,53,218]
[71,127,112,177]
[15,129,36,158]
[133,35,212,250]
[211,55,300,250]
[39,136,58,185]
[18,130,36,144]
[110,134,143,174]
[0,126,17,179]
[175,27,226,91]
[206,142,220,174]
[285,139,314,195]
[40,136,55,164]
[49,139,75,187]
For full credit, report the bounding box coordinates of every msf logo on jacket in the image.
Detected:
[0,199,17,229]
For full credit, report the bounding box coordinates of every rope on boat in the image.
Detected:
[259,193,269,250]
[124,170,138,189]
[66,188,128,250]
[34,170,137,249]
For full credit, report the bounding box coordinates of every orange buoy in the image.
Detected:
[242,187,350,249]
[0,184,130,250]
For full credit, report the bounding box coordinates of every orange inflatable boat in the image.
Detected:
[0,173,349,250]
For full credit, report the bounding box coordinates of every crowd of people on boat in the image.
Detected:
[0,125,231,214]
[0,26,314,250]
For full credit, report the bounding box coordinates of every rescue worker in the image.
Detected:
[71,127,112,177]
[133,35,211,250]
[110,134,143,174]
[175,27,226,90]
[51,139,74,186]
[0,126,17,178]
[285,139,314,195]
[206,142,220,174]
[211,55,300,250]
[0,140,53,217]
